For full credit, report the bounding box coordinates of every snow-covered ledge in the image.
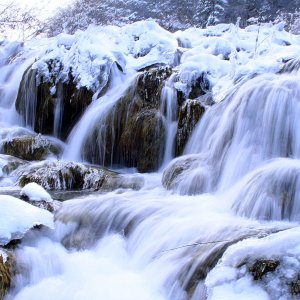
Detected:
[0,195,54,246]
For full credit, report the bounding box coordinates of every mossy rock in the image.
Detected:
[176,99,205,156]
[0,155,26,175]
[0,251,14,300]
[1,135,62,161]
[82,66,170,172]
[120,110,165,172]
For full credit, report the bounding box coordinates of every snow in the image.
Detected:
[206,227,300,300]
[20,182,52,202]
[16,20,298,108]
[0,195,54,245]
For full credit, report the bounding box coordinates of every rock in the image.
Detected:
[17,161,112,190]
[82,66,170,172]
[16,66,93,140]
[291,275,300,295]
[0,154,26,176]
[0,250,14,300]
[1,134,62,161]
[176,99,205,156]
[120,110,165,172]
[162,155,200,190]
[249,259,280,280]
[16,161,144,191]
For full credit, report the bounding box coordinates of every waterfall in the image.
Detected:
[17,68,38,129]
[0,57,35,127]
[53,84,64,138]
[160,73,178,167]
[168,72,300,195]
[63,64,137,164]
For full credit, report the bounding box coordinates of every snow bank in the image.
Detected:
[20,182,52,202]
[206,227,300,300]
[0,195,54,245]
[25,20,300,103]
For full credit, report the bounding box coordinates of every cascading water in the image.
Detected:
[166,72,300,195]
[0,55,36,127]
[53,83,64,138]
[16,67,38,129]
[63,64,138,164]
[160,73,178,167]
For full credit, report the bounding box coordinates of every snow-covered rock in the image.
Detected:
[0,195,54,246]
[20,182,52,202]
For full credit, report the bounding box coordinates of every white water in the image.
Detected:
[167,72,300,195]
[160,73,178,167]
[0,57,35,127]
[63,64,137,164]
[53,84,64,138]
[5,174,290,300]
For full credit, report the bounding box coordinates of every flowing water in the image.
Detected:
[62,64,138,164]
[1,43,300,300]
[160,73,178,167]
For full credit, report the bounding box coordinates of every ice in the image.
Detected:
[20,182,52,202]
[0,195,54,245]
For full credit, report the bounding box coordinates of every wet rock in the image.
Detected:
[249,259,280,280]
[1,134,62,161]
[120,110,165,172]
[0,250,14,300]
[83,66,170,173]
[25,200,55,213]
[0,155,26,176]
[176,99,205,156]
[136,66,173,106]
[17,161,144,191]
[162,155,199,190]
[16,66,93,140]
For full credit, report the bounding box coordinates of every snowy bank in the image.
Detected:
[0,195,54,245]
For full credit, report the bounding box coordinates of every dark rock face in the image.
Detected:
[16,66,93,140]
[176,99,205,156]
[83,66,171,172]
[249,259,280,280]
[1,135,61,161]
[120,110,165,172]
